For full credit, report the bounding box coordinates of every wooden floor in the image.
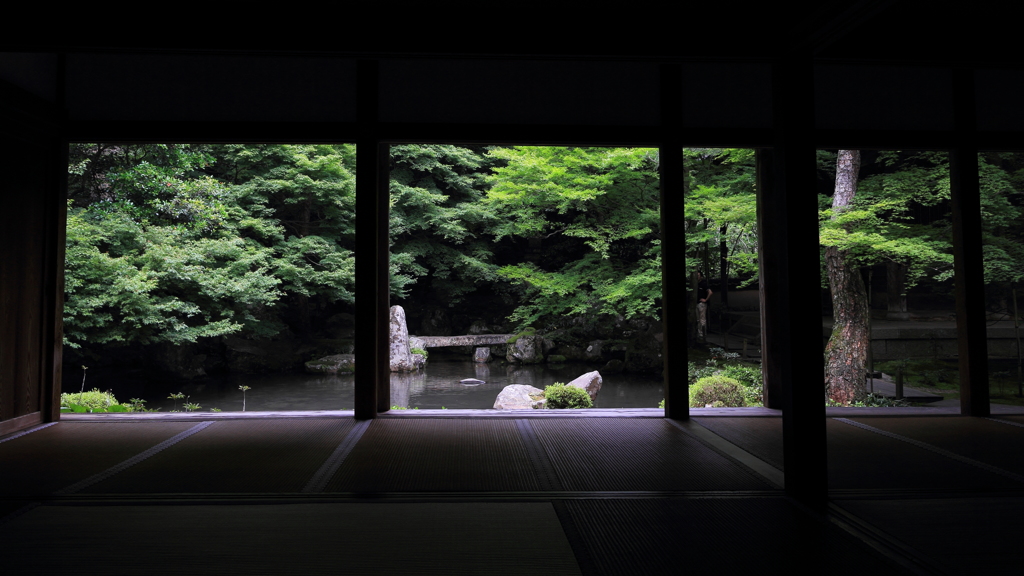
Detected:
[2,410,1023,575]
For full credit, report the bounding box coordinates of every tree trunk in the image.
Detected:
[824,150,869,404]
[719,224,729,307]
[886,261,909,318]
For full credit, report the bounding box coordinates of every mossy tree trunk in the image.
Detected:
[824,150,869,404]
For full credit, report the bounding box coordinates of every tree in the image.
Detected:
[823,150,870,404]
[387,144,501,305]
[215,144,357,337]
[64,144,283,352]
[483,146,662,329]
[819,150,963,403]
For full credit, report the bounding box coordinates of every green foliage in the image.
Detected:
[818,151,955,291]
[683,149,758,283]
[60,389,125,413]
[485,147,662,328]
[689,375,746,408]
[507,327,537,344]
[543,383,593,409]
[388,145,501,303]
[410,347,428,359]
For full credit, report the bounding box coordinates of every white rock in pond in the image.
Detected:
[493,384,545,410]
[567,371,603,402]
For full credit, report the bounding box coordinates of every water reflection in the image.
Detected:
[101,360,662,412]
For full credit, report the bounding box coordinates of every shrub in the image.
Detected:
[689,376,746,408]
[61,388,128,413]
[687,361,717,385]
[544,383,593,409]
[718,364,761,388]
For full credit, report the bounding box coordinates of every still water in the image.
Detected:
[93,360,663,412]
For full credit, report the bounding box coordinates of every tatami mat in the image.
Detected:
[836,497,1024,576]
[827,418,1022,491]
[0,422,196,497]
[563,497,912,576]
[82,418,355,494]
[0,502,581,576]
[530,418,774,491]
[691,416,785,471]
[846,416,1024,477]
[325,418,540,492]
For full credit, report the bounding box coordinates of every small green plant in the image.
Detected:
[690,375,746,408]
[211,408,222,412]
[658,399,665,409]
[183,402,201,412]
[544,383,593,409]
[390,405,419,410]
[239,385,251,411]
[410,347,428,359]
[168,392,185,412]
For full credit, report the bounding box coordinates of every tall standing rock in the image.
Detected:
[390,305,418,372]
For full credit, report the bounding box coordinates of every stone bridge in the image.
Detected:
[411,334,514,348]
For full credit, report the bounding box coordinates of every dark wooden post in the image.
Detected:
[660,63,687,419]
[375,142,391,413]
[0,84,63,433]
[354,60,387,419]
[767,58,828,510]
[950,67,990,416]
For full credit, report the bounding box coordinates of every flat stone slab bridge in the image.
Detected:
[412,334,514,348]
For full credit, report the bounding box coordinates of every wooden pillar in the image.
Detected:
[757,149,784,409]
[0,84,63,434]
[768,58,828,509]
[950,67,989,416]
[660,63,687,419]
[354,60,388,419]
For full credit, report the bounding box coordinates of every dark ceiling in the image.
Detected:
[6,1,1017,66]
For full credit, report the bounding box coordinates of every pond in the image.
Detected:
[74,359,664,412]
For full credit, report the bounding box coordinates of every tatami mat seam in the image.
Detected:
[987,417,1024,429]
[828,502,948,576]
[665,418,784,489]
[834,417,1024,484]
[303,419,371,493]
[53,421,215,495]
[515,419,563,492]
[0,422,57,444]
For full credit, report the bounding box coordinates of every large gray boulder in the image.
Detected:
[390,305,420,372]
[506,335,545,364]
[305,354,355,374]
[567,370,603,402]
[493,384,546,409]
